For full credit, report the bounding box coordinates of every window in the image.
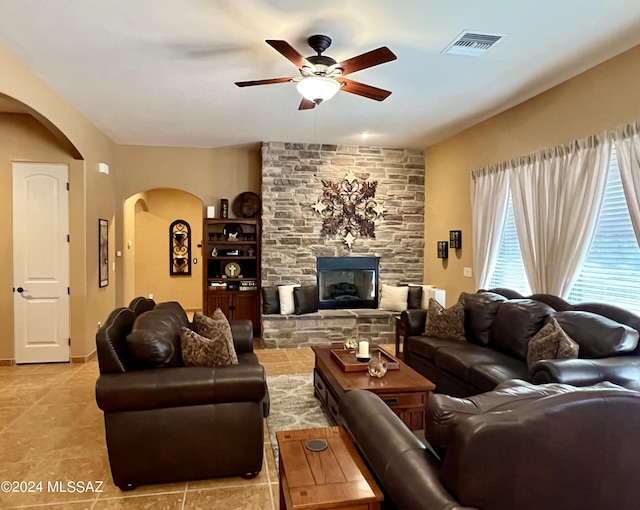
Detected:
[487,195,531,295]
[568,148,640,313]
[487,147,640,312]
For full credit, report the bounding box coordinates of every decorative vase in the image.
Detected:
[368,351,388,378]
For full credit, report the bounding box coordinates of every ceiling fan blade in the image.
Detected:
[338,78,392,101]
[266,40,312,69]
[235,77,292,87]
[334,47,397,76]
[298,98,316,110]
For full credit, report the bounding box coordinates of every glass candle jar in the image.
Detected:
[368,350,388,378]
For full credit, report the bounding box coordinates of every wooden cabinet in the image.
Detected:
[203,218,260,331]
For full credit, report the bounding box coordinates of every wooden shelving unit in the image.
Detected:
[203,218,260,332]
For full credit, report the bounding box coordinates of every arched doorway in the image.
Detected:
[123,188,203,313]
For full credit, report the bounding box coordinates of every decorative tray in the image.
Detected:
[330,348,400,372]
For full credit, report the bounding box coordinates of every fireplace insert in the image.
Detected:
[317,257,379,309]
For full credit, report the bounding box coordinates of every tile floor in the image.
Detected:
[0,345,321,509]
[0,344,393,509]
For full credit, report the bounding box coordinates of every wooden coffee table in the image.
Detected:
[276,426,383,510]
[312,345,435,430]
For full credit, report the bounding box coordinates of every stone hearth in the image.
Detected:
[261,309,396,349]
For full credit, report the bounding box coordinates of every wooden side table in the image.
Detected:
[277,426,383,510]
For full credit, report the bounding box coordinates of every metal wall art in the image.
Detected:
[312,170,384,248]
[99,218,109,287]
[170,219,191,275]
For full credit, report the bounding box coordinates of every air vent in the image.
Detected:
[442,31,505,56]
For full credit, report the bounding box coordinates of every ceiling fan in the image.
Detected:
[235,35,397,110]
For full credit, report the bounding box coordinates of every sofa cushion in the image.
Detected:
[435,343,518,384]
[180,327,238,367]
[526,317,579,369]
[554,311,640,358]
[424,299,466,342]
[125,302,188,368]
[293,285,319,314]
[408,335,465,361]
[261,287,280,314]
[461,292,507,345]
[489,299,555,361]
[469,361,531,393]
[379,284,409,311]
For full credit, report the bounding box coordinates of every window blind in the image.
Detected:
[568,148,640,312]
[487,195,531,295]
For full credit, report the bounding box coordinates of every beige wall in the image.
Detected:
[425,44,640,304]
[130,189,202,310]
[113,144,261,305]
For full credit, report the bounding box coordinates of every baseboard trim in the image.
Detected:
[0,358,16,366]
[71,349,97,364]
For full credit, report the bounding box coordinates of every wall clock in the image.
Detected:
[224,262,241,278]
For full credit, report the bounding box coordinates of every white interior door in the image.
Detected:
[12,162,70,364]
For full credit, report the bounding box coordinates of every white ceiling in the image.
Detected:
[1,0,640,149]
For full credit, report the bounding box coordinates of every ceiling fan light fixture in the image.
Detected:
[296,76,341,104]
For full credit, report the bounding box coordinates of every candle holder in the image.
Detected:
[356,340,371,362]
[368,350,388,378]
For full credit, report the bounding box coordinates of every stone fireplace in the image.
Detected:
[260,142,425,347]
[317,256,379,309]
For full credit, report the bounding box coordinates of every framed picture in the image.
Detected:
[99,218,109,287]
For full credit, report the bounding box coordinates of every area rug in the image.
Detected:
[266,373,333,464]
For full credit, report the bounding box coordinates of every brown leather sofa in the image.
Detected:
[340,381,640,510]
[95,297,269,490]
[402,289,640,397]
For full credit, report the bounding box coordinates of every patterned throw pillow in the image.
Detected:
[424,298,466,342]
[190,309,238,365]
[180,327,238,367]
[526,317,579,370]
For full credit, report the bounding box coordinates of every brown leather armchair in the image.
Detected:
[95,298,268,490]
[341,381,640,510]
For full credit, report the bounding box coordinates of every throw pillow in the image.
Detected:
[424,298,466,342]
[526,318,579,370]
[379,284,409,312]
[407,286,423,309]
[293,285,319,314]
[279,284,300,315]
[261,287,280,314]
[192,309,238,364]
[180,327,238,367]
[409,284,436,309]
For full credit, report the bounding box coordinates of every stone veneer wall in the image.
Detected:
[261,142,425,346]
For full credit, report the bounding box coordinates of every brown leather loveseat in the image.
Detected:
[341,380,640,510]
[95,297,269,490]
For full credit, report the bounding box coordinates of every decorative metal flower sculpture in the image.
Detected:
[312,170,384,248]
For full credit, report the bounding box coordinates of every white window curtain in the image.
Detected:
[613,121,640,245]
[509,134,611,297]
[470,165,510,289]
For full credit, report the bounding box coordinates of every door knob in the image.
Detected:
[16,287,27,293]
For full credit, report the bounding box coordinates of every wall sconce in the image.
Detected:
[437,241,449,259]
[450,230,462,249]
[170,219,191,275]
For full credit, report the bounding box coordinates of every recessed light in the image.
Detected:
[360,132,370,139]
